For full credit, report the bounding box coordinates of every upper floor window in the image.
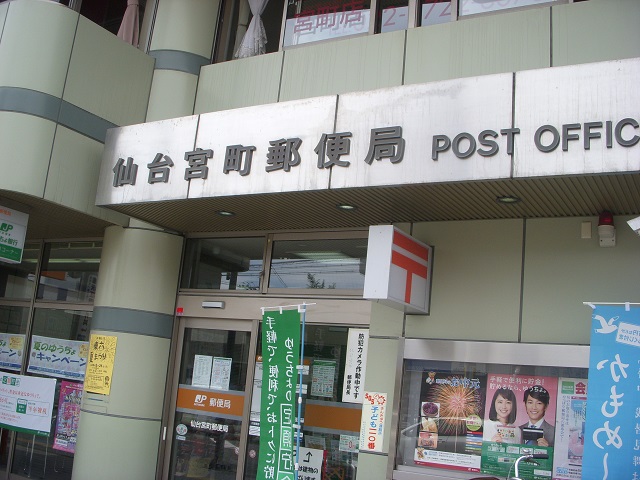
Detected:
[459,0,555,16]
[283,0,372,47]
[215,0,583,62]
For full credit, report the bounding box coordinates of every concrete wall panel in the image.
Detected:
[195,52,283,113]
[279,30,405,102]
[0,112,55,196]
[0,0,76,97]
[405,7,550,84]
[44,126,129,225]
[94,226,183,315]
[521,216,640,344]
[150,0,220,58]
[406,219,523,341]
[146,69,198,121]
[64,17,154,126]
[552,0,640,67]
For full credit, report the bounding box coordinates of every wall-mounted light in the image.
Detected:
[597,211,616,247]
[216,210,235,217]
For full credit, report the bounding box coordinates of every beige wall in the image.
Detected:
[195,0,639,114]
[404,216,640,345]
[0,0,152,224]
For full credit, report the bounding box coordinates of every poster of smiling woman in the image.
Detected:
[481,373,557,480]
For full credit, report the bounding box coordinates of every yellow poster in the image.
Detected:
[84,334,117,395]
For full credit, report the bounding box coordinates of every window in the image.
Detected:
[268,235,367,291]
[420,0,451,26]
[0,241,100,477]
[283,0,372,47]
[215,0,579,59]
[459,0,555,17]
[10,308,92,480]
[0,242,39,300]
[180,237,265,291]
[36,242,102,303]
[59,0,146,37]
[396,340,589,479]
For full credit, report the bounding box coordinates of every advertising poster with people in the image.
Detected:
[481,374,556,479]
[552,378,587,480]
[413,371,486,472]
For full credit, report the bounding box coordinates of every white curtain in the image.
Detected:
[234,0,270,59]
[117,0,140,47]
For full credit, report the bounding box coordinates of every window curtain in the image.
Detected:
[234,0,270,59]
[117,0,140,47]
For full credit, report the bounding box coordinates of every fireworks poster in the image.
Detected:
[480,373,557,480]
[413,370,486,472]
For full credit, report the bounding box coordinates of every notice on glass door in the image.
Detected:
[192,355,213,388]
[210,357,232,390]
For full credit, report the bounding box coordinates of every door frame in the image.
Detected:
[159,316,259,480]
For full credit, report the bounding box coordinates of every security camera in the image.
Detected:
[628,216,640,236]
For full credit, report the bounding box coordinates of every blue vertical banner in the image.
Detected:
[583,304,640,480]
[257,308,301,480]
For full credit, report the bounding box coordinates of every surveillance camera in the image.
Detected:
[628,216,640,236]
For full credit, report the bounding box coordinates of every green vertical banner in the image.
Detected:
[257,308,301,480]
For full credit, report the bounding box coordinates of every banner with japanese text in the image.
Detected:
[53,381,83,453]
[0,373,56,436]
[583,304,640,479]
[0,333,25,371]
[256,308,301,480]
[84,334,117,395]
[27,335,89,380]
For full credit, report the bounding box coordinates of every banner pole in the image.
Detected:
[294,303,307,480]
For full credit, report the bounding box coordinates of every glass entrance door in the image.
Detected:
[165,318,256,480]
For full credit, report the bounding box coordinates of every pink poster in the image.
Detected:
[53,381,83,453]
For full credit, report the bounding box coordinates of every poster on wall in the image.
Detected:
[552,378,587,480]
[480,374,557,480]
[84,334,117,395]
[53,381,83,453]
[583,304,640,480]
[27,335,89,380]
[342,328,368,403]
[256,308,301,480]
[0,333,25,371]
[0,373,56,436]
[413,371,486,472]
[311,359,336,397]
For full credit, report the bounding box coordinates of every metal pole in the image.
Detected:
[294,304,307,480]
